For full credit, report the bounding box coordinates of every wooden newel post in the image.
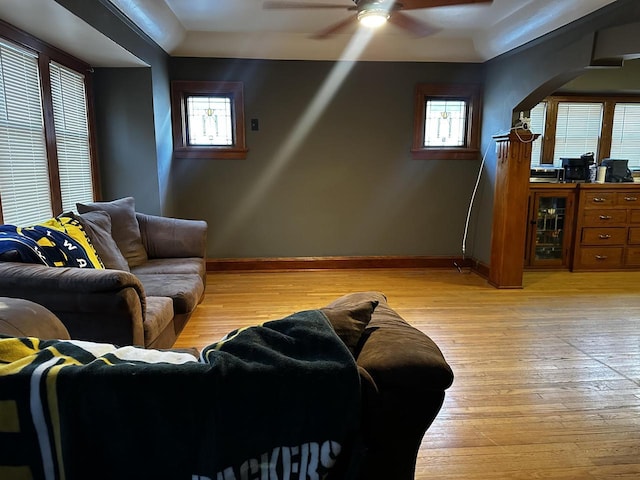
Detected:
[489,130,540,289]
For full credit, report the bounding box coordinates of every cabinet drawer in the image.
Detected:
[579,247,624,268]
[629,227,640,245]
[583,192,615,208]
[582,209,627,226]
[581,227,627,245]
[626,247,640,266]
[616,192,640,206]
[630,210,640,224]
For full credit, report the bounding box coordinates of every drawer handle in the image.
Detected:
[599,234,611,239]
[599,215,612,220]
[624,196,638,202]
[592,197,607,203]
[595,255,608,260]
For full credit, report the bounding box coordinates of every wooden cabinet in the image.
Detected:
[572,184,640,270]
[526,185,575,268]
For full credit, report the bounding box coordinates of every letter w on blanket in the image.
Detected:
[0,310,361,480]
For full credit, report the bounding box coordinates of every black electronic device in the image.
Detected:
[601,158,633,182]
[561,155,593,183]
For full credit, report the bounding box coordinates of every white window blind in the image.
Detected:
[529,102,546,166]
[610,103,640,169]
[553,102,603,167]
[50,61,94,212]
[0,40,52,225]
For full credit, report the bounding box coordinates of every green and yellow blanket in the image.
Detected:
[0,310,361,480]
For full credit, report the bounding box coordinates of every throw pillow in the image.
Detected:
[76,210,130,271]
[321,300,378,357]
[76,197,148,267]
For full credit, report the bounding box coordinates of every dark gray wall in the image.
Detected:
[559,58,640,94]
[92,68,158,208]
[56,0,640,262]
[56,0,172,216]
[169,59,484,258]
[471,0,640,264]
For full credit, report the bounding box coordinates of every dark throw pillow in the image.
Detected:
[76,197,147,267]
[321,300,379,357]
[77,210,130,271]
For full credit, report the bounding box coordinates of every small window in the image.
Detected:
[171,81,247,159]
[553,102,603,166]
[412,83,481,160]
[424,99,467,147]
[610,103,640,169]
[529,102,547,166]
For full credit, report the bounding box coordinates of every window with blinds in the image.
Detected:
[50,62,93,212]
[610,103,640,169]
[0,32,95,226]
[529,102,546,166]
[0,41,52,225]
[553,102,603,167]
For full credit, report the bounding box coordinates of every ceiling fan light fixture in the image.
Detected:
[357,9,390,29]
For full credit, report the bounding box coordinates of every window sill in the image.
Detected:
[411,148,480,160]
[174,147,249,160]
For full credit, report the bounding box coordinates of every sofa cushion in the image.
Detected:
[76,211,130,272]
[136,274,204,315]
[144,296,175,347]
[131,257,205,279]
[321,300,378,357]
[77,197,148,268]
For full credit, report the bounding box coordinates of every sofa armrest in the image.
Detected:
[326,291,453,391]
[0,297,71,340]
[0,262,146,346]
[136,213,208,259]
[323,291,453,480]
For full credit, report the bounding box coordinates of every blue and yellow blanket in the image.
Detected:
[0,215,102,268]
[0,310,361,480]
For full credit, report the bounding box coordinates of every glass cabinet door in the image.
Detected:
[526,189,575,268]
[534,196,566,262]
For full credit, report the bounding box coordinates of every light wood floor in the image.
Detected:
[175,268,640,479]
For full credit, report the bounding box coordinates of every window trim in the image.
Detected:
[0,19,99,223]
[171,80,248,160]
[412,83,481,160]
[538,94,640,166]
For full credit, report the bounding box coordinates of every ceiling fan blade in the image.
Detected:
[388,11,440,37]
[397,0,493,10]
[263,1,352,9]
[311,14,358,39]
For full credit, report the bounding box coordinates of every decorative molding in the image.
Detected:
[207,256,473,272]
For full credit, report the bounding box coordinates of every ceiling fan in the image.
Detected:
[263,0,493,39]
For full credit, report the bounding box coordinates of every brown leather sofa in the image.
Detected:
[0,292,453,480]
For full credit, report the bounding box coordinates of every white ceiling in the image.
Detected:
[0,0,146,67]
[108,0,618,63]
[0,1,619,66]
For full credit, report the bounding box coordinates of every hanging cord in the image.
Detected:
[454,140,492,273]
[454,123,535,273]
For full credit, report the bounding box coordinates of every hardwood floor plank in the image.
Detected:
[176,268,640,478]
